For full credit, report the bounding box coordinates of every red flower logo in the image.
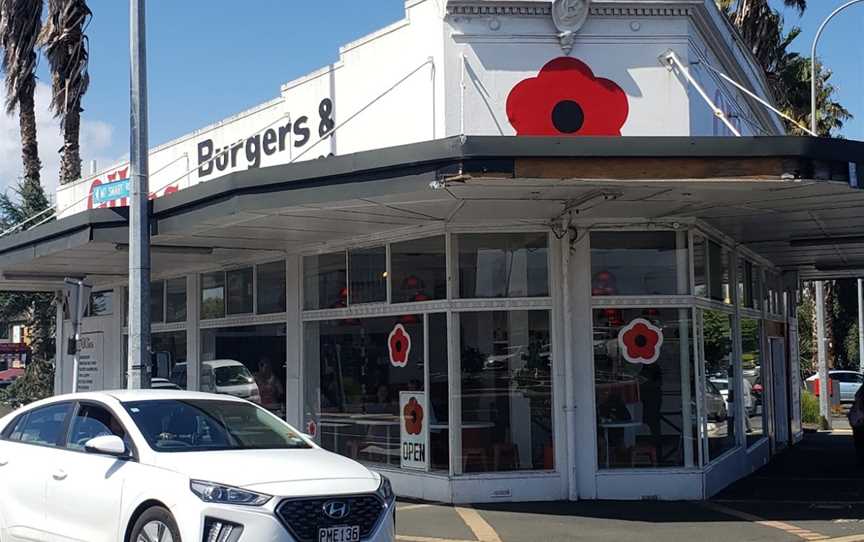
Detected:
[506,57,629,136]
[618,318,663,365]
[305,419,317,438]
[388,323,411,367]
[403,397,424,435]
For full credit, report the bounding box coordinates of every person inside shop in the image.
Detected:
[255,356,285,415]
[848,384,864,466]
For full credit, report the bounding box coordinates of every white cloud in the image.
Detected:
[0,80,116,201]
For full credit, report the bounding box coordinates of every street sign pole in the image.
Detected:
[128,0,151,389]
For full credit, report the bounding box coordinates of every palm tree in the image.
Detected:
[0,0,44,189]
[39,0,91,184]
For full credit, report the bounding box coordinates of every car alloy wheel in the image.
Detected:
[137,521,174,542]
[131,506,181,542]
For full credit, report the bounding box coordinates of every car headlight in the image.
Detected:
[190,480,272,506]
[376,475,395,504]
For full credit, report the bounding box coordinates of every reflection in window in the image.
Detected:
[429,313,449,472]
[150,280,164,323]
[151,331,187,390]
[303,252,346,310]
[593,309,694,469]
[460,311,552,472]
[227,267,254,315]
[591,231,687,296]
[738,260,754,309]
[391,236,446,303]
[702,310,736,460]
[694,235,707,297]
[165,278,187,323]
[88,291,113,317]
[201,272,225,320]
[708,241,730,304]
[458,233,549,298]
[66,404,127,451]
[16,403,72,446]
[349,247,387,305]
[201,324,287,418]
[741,319,764,446]
[304,316,425,467]
[257,261,287,314]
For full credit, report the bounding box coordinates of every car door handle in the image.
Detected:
[52,469,67,481]
[0,459,7,467]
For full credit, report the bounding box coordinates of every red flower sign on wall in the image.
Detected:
[506,57,630,137]
[618,318,663,365]
[305,419,318,438]
[388,323,411,367]
[403,397,424,435]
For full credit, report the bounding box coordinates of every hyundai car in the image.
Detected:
[0,390,395,542]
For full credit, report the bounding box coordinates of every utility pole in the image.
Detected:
[128,0,151,389]
[815,281,831,429]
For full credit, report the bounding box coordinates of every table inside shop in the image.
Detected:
[599,421,644,468]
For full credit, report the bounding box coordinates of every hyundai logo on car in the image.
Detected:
[323,500,351,520]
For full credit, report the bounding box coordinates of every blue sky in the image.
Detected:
[14,0,864,186]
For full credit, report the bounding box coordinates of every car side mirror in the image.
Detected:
[84,435,127,457]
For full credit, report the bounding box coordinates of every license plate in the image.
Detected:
[319,525,360,542]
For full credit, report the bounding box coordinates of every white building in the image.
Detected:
[0,0,862,502]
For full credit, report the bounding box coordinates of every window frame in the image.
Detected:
[64,400,138,460]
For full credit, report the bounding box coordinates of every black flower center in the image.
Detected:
[552,100,585,134]
[635,334,648,348]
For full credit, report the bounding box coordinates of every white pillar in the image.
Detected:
[54,294,64,394]
[858,278,864,374]
[815,281,832,429]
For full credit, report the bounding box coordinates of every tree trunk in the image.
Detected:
[59,103,82,184]
[17,76,41,186]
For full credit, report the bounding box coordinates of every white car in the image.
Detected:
[806,370,864,403]
[0,390,395,542]
[200,360,263,404]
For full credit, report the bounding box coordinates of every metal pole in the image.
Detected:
[858,279,864,373]
[815,281,831,429]
[128,0,151,390]
[810,0,864,136]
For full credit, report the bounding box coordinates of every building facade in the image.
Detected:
[0,0,862,503]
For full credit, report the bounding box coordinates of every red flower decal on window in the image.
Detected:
[388,323,411,367]
[618,318,663,365]
[506,57,629,136]
[305,419,317,438]
[403,397,424,435]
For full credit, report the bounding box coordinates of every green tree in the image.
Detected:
[39,0,91,184]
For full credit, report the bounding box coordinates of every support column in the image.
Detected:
[858,279,863,374]
[54,294,64,394]
[815,281,832,429]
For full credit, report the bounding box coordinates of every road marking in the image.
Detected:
[703,502,831,541]
[823,535,864,542]
[397,536,476,542]
[399,504,435,512]
[455,506,503,542]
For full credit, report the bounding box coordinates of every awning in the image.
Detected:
[0,135,862,290]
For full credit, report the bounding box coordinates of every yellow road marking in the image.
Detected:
[824,536,864,542]
[397,536,476,542]
[399,504,435,512]
[703,502,831,540]
[455,506,503,542]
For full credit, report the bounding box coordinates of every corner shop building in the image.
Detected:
[0,0,863,502]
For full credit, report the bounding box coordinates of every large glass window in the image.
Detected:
[227,267,254,315]
[591,232,687,296]
[738,260,754,309]
[593,309,694,469]
[201,271,226,320]
[165,278,187,323]
[694,235,707,297]
[459,310,552,472]
[257,261,287,314]
[391,236,446,303]
[702,310,736,460]
[741,318,764,446]
[458,233,549,298]
[303,252,347,310]
[201,324,287,418]
[349,247,387,304]
[150,280,164,324]
[151,331,188,390]
[708,241,730,304]
[428,313,449,472]
[88,291,113,317]
[304,315,425,467]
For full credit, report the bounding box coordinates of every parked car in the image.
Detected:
[806,370,863,403]
[173,360,262,403]
[0,390,395,542]
[705,380,728,421]
[149,377,182,390]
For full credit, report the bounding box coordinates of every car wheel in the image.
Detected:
[130,506,181,542]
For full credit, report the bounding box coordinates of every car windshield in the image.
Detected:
[711,380,729,391]
[214,365,254,387]
[123,399,310,452]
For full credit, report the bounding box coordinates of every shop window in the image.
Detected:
[459,310,552,472]
[708,241,730,303]
[151,331,188,390]
[458,233,549,299]
[701,310,736,460]
[694,235,707,297]
[150,280,164,324]
[751,265,762,311]
[738,260,754,309]
[257,261,287,314]
[201,272,226,320]
[349,246,387,305]
[88,291,113,317]
[201,324,287,418]
[741,318,764,446]
[227,267,254,315]
[303,252,347,310]
[391,236,446,303]
[429,313,449,472]
[591,231,687,296]
[304,315,425,468]
[593,308,694,469]
[165,278,187,323]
